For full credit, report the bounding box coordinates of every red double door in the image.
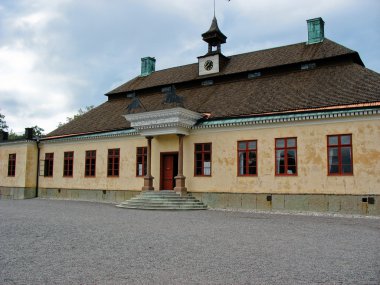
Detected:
[160,153,179,190]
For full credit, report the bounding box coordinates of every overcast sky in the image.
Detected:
[0,0,379,134]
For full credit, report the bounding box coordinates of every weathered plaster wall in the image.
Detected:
[39,136,147,191]
[5,116,378,197]
[0,142,30,187]
[185,118,380,195]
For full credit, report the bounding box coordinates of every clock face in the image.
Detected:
[204,60,214,71]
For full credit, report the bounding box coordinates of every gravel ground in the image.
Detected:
[0,199,379,285]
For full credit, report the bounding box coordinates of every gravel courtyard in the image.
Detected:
[0,199,379,285]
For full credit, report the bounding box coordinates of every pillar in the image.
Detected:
[142,136,154,191]
[174,134,187,195]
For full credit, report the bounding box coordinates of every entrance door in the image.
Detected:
[160,153,178,190]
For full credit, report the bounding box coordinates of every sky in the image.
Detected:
[0,0,379,134]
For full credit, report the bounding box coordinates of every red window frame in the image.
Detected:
[107,148,120,177]
[8,153,16,177]
[327,134,353,176]
[136,147,147,177]
[275,137,297,176]
[194,143,212,176]
[44,153,54,177]
[237,140,257,176]
[63,151,74,177]
[85,150,96,177]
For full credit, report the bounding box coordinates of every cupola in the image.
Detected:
[202,16,227,54]
[198,17,228,76]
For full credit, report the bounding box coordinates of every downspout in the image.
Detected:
[35,137,40,197]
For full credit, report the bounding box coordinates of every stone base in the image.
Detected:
[191,192,380,216]
[0,187,36,200]
[174,175,187,196]
[142,176,154,191]
[38,188,139,203]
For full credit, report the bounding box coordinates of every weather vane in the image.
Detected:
[214,0,231,17]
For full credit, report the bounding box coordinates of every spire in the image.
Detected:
[202,16,227,54]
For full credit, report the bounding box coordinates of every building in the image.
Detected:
[1,17,379,215]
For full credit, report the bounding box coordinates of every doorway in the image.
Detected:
[160,152,178,190]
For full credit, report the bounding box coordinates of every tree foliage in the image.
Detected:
[7,126,45,140]
[0,112,8,131]
[57,105,95,128]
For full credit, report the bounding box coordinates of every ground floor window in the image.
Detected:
[44,153,54,177]
[8,153,16,177]
[108,148,120,177]
[194,143,212,176]
[136,147,147,177]
[275,137,297,175]
[63,151,74,177]
[327,134,353,175]
[238,140,257,176]
[85,150,96,177]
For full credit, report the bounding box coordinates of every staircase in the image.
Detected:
[116,190,207,210]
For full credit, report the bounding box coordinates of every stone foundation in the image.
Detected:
[0,187,36,200]
[191,192,380,216]
[38,188,139,203]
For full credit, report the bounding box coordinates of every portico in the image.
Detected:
[124,107,202,195]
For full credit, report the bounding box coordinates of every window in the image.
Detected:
[8,154,16,177]
[85,150,96,177]
[327,134,353,175]
[136,147,147,177]
[63,151,74,177]
[275,138,297,175]
[194,143,212,176]
[44,153,54,177]
[108,148,120,177]
[238,140,257,176]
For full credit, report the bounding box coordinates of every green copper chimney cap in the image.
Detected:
[307,17,325,44]
[141,57,156,77]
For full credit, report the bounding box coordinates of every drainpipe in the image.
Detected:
[35,137,40,197]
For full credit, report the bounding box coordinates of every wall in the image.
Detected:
[0,141,37,199]
[184,117,380,195]
[39,136,147,191]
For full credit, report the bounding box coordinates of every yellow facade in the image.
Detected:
[0,142,37,188]
[28,117,379,195]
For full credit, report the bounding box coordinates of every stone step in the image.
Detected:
[116,191,207,210]
[116,204,208,210]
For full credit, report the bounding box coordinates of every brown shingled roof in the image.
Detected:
[107,39,359,95]
[48,62,380,137]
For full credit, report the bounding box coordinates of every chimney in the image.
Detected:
[0,130,8,141]
[25,128,33,140]
[141,57,156,77]
[307,17,325,44]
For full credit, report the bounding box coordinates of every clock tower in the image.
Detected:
[198,17,228,76]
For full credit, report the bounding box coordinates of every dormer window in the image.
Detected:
[248,72,262,79]
[301,63,317,70]
[201,80,214,86]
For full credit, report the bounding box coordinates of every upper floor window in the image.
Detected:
[8,153,16,177]
[275,138,297,176]
[238,140,257,176]
[85,150,96,177]
[108,148,120,177]
[44,153,54,177]
[194,143,212,176]
[327,134,353,175]
[63,151,74,177]
[136,147,147,177]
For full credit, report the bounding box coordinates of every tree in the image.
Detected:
[0,112,8,131]
[57,105,95,128]
[7,126,45,141]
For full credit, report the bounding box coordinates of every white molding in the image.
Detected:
[124,107,202,136]
[191,113,380,134]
